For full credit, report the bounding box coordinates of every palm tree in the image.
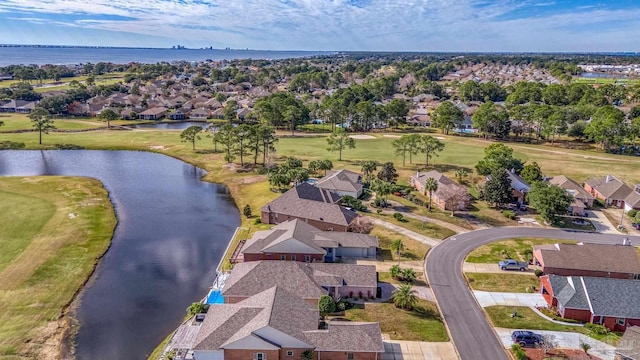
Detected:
[392,284,418,310]
[424,177,438,212]
[400,268,417,283]
[390,264,401,279]
[361,160,378,183]
[455,169,468,181]
[391,239,404,263]
[372,179,393,207]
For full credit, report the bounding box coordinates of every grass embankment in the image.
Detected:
[465,273,539,293]
[0,176,116,359]
[466,238,577,263]
[387,194,475,230]
[370,212,455,240]
[486,306,621,344]
[373,226,431,261]
[337,300,449,342]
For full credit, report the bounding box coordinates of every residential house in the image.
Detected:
[617,326,640,360]
[0,100,36,113]
[0,73,14,81]
[221,261,378,304]
[138,106,168,120]
[315,169,364,198]
[236,108,252,121]
[211,108,225,120]
[190,108,210,120]
[547,175,596,216]
[410,171,470,211]
[192,286,384,360]
[406,114,431,127]
[505,170,530,204]
[533,243,640,279]
[540,275,640,331]
[584,175,633,208]
[240,219,378,263]
[169,109,187,120]
[261,183,358,232]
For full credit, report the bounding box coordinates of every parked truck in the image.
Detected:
[498,259,528,271]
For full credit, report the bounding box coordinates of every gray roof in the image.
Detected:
[534,243,640,275]
[222,261,377,300]
[547,176,595,201]
[241,219,377,256]
[316,169,363,195]
[304,322,384,353]
[261,183,358,227]
[193,286,318,350]
[549,275,640,318]
[585,175,633,200]
[617,326,640,360]
[411,170,469,200]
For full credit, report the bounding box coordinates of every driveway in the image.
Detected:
[494,328,616,360]
[585,210,619,234]
[473,291,545,308]
[426,227,640,360]
[382,341,458,360]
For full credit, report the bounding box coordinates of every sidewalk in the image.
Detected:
[473,290,545,308]
[494,328,616,360]
[382,340,458,360]
[463,262,538,274]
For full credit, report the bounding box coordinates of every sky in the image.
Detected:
[0,0,638,52]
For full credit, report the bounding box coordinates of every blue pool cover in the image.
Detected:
[206,290,224,304]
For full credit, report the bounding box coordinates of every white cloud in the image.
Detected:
[0,0,637,51]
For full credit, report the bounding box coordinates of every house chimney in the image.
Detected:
[606,175,611,183]
[635,184,640,194]
[623,237,632,246]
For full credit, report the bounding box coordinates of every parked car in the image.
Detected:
[511,330,543,347]
[498,259,529,271]
[633,223,640,230]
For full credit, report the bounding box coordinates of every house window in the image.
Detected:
[280,254,286,260]
[291,255,296,261]
[347,353,354,360]
[286,351,293,357]
[254,353,266,360]
[617,318,626,326]
[305,255,311,262]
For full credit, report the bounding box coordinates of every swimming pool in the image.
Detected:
[206,290,224,304]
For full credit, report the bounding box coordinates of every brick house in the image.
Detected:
[532,243,640,279]
[547,175,595,216]
[540,275,640,332]
[192,286,384,360]
[261,183,358,232]
[584,175,633,208]
[241,219,378,263]
[315,169,364,199]
[221,261,378,304]
[409,171,470,211]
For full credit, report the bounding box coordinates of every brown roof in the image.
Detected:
[411,170,468,201]
[261,183,358,227]
[547,176,595,201]
[304,322,384,353]
[315,169,363,195]
[138,106,168,116]
[534,243,640,274]
[584,175,632,200]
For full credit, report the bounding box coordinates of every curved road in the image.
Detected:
[426,227,640,360]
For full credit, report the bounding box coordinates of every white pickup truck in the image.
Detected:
[498,259,528,271]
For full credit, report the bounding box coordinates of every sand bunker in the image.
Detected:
[383,134,401,138]
[349,135,376,139]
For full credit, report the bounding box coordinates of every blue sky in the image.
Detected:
[0,0,638,51]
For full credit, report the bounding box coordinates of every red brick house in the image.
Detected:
[584,175,634,208]
[241,219,378,263]
[540,275,640,332]
[532,243,640,279]
[192,286,384,360]
[261,183,358,232]
[221,261,378,304]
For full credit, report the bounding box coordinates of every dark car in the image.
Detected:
[511,330,543,347]
[633,223,640,230]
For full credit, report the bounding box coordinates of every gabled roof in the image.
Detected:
[505,170,530,193]
[534,243,640,275]
[193,286,317,350]
[547,176,595,200]
[261,183,357,227]
[304,322,384,353]
[585,175,632,200]
[139,106,168,116]
[316,170,363,195]
[411,171,468,201]
[617,326,640,360]
[549,275,640,319]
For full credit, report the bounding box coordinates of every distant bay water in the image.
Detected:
[0,47,332,66]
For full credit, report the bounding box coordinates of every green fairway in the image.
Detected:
[0,177,116,358]
[0,114,106,132]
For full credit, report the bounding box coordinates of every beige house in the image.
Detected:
[410,171,470,211]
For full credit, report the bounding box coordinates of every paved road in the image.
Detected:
[426,227,640,360]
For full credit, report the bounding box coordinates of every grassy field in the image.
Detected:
[337,300,449,341]
[465,273,539,293]
[466,238,577,263]
[370,212,456,240]
[572,77,640,85]
[0,176,116,359]
[0,72,125,90]
[372,225,431,261]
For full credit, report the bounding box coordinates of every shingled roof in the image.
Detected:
[534,243,640,275]
[547,175,595,201]
[315,169,363,195]
[261,183,358,227]
[585,175,633,200]
[304,322,384,353]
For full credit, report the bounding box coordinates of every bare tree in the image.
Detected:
[438,186,471,216]
[538,334,557,355]
[348,217,374,234]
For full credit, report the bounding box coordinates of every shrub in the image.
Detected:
[393,212,406,222]
[336,300,346,311]
[341,195,367,211]
[510,344,527,360]
[0,141,26,150]
[586,323,609,335]
[502,210,516,220]
[318,295,336,316]
[358,291,363,299]
[53,143,85,150]
[534,269,543,277]
[376,208,383,215]
[186,302,209,317]
[390,264,401,279]
[253,217,262,225]
[243,204,252,218]
[628,209,638,218]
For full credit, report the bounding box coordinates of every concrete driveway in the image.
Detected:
[382,341,458,360]
[473,291,546,308]
[585,210,618,234]
[495,328,616,360]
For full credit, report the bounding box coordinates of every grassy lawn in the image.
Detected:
[0,114,107,132]
[337,300,449,342]
[371,212,455,240]
[372,225,431,261]
[465,273,539,293]
[466,238,577,263]
[378,271,428,287]
[0,176,116,358]
[387,194,475,230]
[485,306,622,344]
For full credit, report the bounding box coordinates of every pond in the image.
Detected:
[131,121,213,130]
[581,72,631,79]
[0,150,240,360]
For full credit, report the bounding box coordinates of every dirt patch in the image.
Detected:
[235,175,267,184]
[349,134,376,139]
[149,145,165,150]
[383,134,401,138]
[435,136,446,140]
[523,348,601,360]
